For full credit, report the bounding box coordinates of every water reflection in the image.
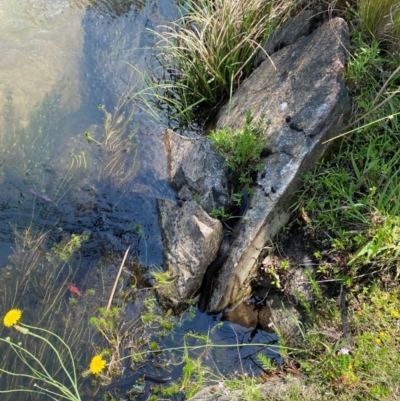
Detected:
[0,1,175,399]
[0,0,85,125]
[0,0,177,263]
[85,0,146,17]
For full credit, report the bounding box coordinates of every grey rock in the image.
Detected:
[164,129,230,212]
[155,129,233,306]
[254,9,318,67]
[209,17,351,312]
[157,199,223,303]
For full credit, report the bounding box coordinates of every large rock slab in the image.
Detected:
[209,17,351,312]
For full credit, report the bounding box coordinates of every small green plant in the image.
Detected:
[180,354,205,398]
[159,319,174,332]
[149,341,159,351]
[257,353,275,371]
[151,270,175,286]
[52,231,90,262]
[209,206,232,220]
[160,382,180,397]
[89,307,127,377]
[134,223,148,266]
[266,267,281,289]
[280,260,290,271]
[141,313,154,325]
[209,109,268,189]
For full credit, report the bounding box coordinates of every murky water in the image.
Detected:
[0,1,177,399]
[0,0,84,125]
[0,0,177,264]
[0,1,280,400]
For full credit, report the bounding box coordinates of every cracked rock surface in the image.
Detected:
[209,17,351,312]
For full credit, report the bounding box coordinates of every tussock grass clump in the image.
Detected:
[147,0,292,129]
[356,0,400,52]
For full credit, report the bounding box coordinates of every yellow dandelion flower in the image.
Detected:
[375,338,381,344]
[3,309,22,327]
[379,331,385,337]
[392,311,400,318]
[89,355,106,375]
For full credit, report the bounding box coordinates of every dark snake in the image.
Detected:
[101,372,171,393]
[198,189,248,313]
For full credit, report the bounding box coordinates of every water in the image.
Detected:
[0,2,281,400]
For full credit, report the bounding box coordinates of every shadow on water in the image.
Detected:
[0,1,283,400]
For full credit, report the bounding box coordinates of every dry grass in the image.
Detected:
[356,0,400,52]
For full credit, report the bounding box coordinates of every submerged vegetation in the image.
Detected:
[0,225,92,401]
[0,84,142,400]
[85,83,139,189]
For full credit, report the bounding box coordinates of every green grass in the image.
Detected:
[295,37,400,280]
[277,2,400,400]
[282,286,400,401]
[209,109,269,190]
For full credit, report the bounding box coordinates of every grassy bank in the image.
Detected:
[270,0,400,399]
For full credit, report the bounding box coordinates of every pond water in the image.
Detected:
[0,1,280,400]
